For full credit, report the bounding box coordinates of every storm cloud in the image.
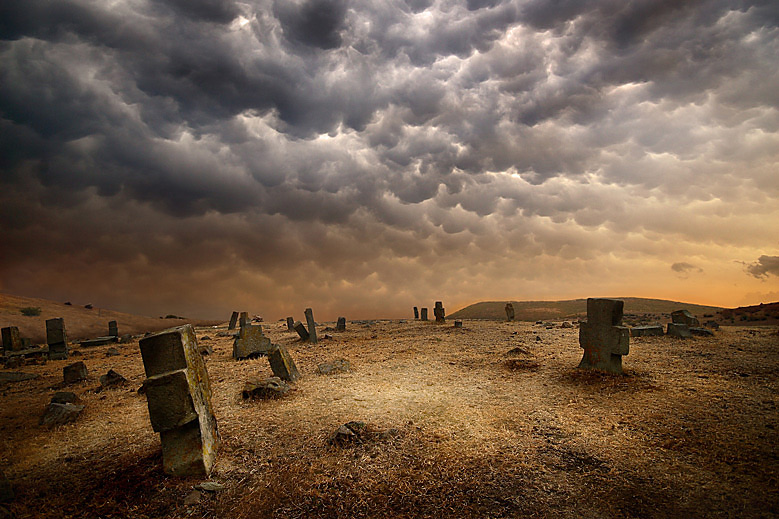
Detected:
[1,0,777,318]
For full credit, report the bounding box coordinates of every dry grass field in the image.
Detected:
[1,318,778,518]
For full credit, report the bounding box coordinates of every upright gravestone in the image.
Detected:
[434,301,446,323]
[336,317,346,332]
[413,307,419,320]
[239,312,249,329]
[1,326,23,353]
[293,321,310,341]
[232,325,271,360]
[46,318,69,360]
[286,317,294,332]
[228,312,239,330]
[139,325,219,476]
[578,298,630,374]
[108,320,118,338]
[304,308,318,344]
[420,308,428,321]
[671,310,700,327]
[505,303,515,321]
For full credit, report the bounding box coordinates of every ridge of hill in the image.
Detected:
[0,293,221,344]
[449,297,724,322]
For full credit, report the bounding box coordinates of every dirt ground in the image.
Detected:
[1,319,778,518]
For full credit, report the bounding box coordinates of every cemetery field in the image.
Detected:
[1,320,778,518]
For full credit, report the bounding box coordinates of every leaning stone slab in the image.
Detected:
[228,311,239,330]
[304,308,318,344]
[63,361,88,384]
[241,377,289,399]
[0,372,39,383]
[578,298,630,374]
[671,309,700,327]
[631,325,664,337]
[268,344,300,382]
[139,325,219,477]
[39,402,84,427]
[690,327,715,337]
[232,325,271,360]
[316,359,350,375]
[51,391,78,404]
[667,323,692,338]
[286,317,294,331]
[1,327,23,353]
[293,321,310,341]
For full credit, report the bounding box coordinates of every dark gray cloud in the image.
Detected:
[0,0,777,317]
[746,256,779,279]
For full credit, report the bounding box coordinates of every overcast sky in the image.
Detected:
[1,0,778,320]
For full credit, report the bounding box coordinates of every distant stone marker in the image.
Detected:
[138,325,219,477]
[631,325,664,337]
[268,344,300,382]
[46,318,69,360]
[1,326,23,353]
[304,308,318,344]
[286,317,294,331]
[336,317,346,332]
[434,301,446,323]
[293,321,310,341]
[671,309,700,327]
[413,307,419,320]
[420,308,428,321]
[108,320,118,338]
[232,325,271,360]
[228,312,239,330]
[505,303,515,321]
[578,298,630,374]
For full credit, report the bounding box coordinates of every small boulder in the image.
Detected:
[99,369,127,388]
[39,402,85,427]
[119,334,133,344]
[51,391,78,404]
[105,347,120,357]
[316,359,351,375]
[667,323,692,338]
[242,377,290,399]
[561,321,573,328]
[690,327,715,337]
[329,421,366,446]
[63,361,88,385]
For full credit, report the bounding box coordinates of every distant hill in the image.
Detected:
[449,297,725,322]
[0,293,221,344]
[720,302,779,325]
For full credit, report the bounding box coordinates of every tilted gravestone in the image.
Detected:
[1,327,23,353]
[578,298,630,374]
[63,361,88,384]
[304,308,318,344]
[671,310,700,327]
[505,303,515,321]
[336,317,346,332]
[413,307,419,320]
[228,312,239,330]
[420,308,428,321]
[108,320,118,338]
[268,344,300,382]
[232,325,271,360]
[293,321,310,341]
[286,317,294,331]
[139,325,219,476]
[434,301,446,323]
[46,318,69,360]
[667,323,692,338]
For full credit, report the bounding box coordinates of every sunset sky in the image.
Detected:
[1,0,778,321]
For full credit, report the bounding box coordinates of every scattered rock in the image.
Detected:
[200,336,211,341]
[119,334,133,344]
[63,362,88,384]
[268,345,300,382]
[329,421,366,446]
[317,359,351,375]
[199,342,214,356]
[631,325,664,337]
[535,336,542,342]
[0,471,13,503]
[70,350,82,356]
[690,327,715,337]
[561,321,573,328]
[39,402,85,427]
[216,331,239,338]
[105,347,120,357]
[505,359,540,371]
[242,377,290,399]
[704,321,720,330]
[506,347,530,356]
[195,481,224,492]
[671,309,700,327]
[667,323,692,338]
[51,391,78,404]
[3,357,22,369]
[99,369,127,388]
[183,490,201,506]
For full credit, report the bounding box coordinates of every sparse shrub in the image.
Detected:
[20,306,41,316]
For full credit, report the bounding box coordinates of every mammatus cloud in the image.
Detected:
[0,0,778,318]
[745,255,779,279]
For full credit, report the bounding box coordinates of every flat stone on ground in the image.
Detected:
[241,377,290,399]
[39,402,84,427]
[316,359,351,375]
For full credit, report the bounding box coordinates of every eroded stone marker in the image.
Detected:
[228,312,239,330]
[671,309,700,327]
[63,361,87,384]
[434,301,446,323]
[304,308,318,344]
[239,312,249,329]
[232,324,271,360]
[293,321,310,341]
[420,308,428,321]
[505,303,515,321]
[336,317,346,332]
[286,317,294,331]
[1,327,23,353]
[46,318,69,360]
[108,321,118,338]
[268,344,300,382]
[413,307,419,320]
[578,298,630,374]
[139,325,219,476]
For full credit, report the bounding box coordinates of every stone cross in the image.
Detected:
[434,301,446,323]
[420,308,428,321]
[336,317,346,332]
[46,318,69,360]
[1,326,23,353]
[286,317,294,331]
[228,311,239,330]
[505,303,515,321]
[578,298,630,374]
[232,325,271,360]
[413,307,419,320]
[139,325,219,476]
[304,308,318,344]
[108,320,118,338]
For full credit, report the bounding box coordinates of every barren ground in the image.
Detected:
[1,319,778,518]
